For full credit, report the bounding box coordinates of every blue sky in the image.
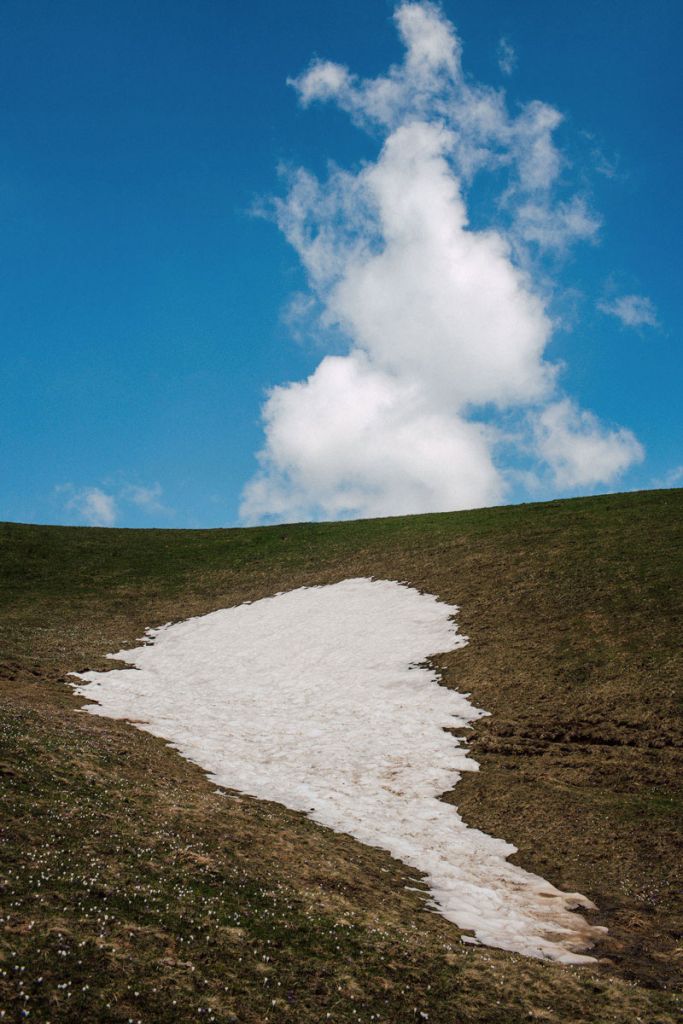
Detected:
[1,0,680,527]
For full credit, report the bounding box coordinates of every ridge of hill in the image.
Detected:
[1,488,681,1023]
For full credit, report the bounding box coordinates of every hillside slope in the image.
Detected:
[1,489,681,1023]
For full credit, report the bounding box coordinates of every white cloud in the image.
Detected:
[289,3,500,173]
[514,196,600,251]
[281,291,318,344]
[510,101,564,192]
[122,482,167,514]
[665,466,683,486]
[298,121,555,410]
[532,399,644,489]
[66,487,118,527]
[289,60,352,107]
[598,293,659,328]
[652,465,683,489]
[242,2,644,523]
[497,37,516,76]
[61,480,169,525]
[241,354,503,522]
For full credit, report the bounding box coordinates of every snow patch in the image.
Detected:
[72,578,605,962]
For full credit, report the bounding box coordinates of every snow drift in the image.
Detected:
[73,578,604,962]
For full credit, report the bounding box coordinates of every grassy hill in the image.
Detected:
[1,488,681,1024]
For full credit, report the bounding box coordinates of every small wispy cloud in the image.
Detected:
[64,486,118,527]
[281,291,319,345]
[121,482,168,515]
[532,399,644,489]
[592,149,620,180]
[598,293,659,328]
[652,465,683,489]
[497,36,516,76]
[59,480,170,526]
[665,466,683,486]
[514,196,601,252]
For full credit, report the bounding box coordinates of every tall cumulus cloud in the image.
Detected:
[241,2,642,523]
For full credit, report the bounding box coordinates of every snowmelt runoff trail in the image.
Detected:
[73,577,605,962]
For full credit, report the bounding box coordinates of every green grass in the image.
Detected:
[1,489,681,1023]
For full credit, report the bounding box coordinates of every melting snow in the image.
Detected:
[73,577,605,962]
